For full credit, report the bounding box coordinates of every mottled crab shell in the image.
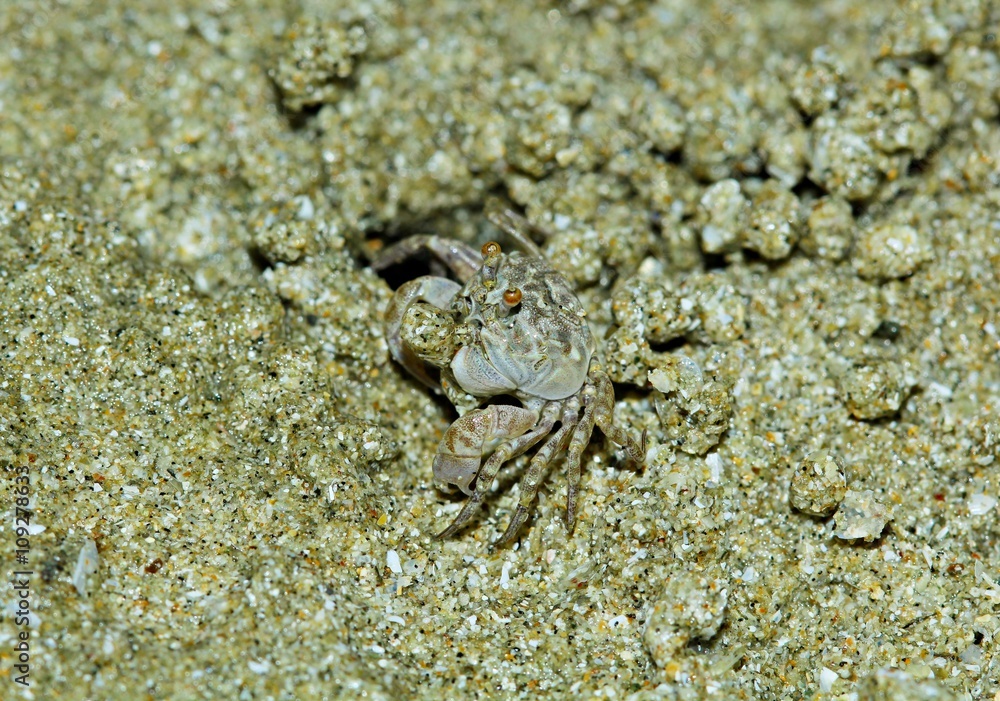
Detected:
[450,251,595,401]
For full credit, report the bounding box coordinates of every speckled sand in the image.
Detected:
[1,1,1000,699]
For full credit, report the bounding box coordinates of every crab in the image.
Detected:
[373,200,645,546]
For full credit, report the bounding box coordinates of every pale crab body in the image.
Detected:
[451,250,594,402]
[374,201,644,546]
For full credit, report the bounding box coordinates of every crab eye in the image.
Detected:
[503,287,522,307]
[481,241,501,258]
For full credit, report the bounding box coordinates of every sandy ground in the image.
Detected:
[1,0,1000,699]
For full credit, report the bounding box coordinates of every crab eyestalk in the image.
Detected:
[498,286,522,318]
[479,241,502,289]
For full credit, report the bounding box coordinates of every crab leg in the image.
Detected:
[372,235,483,282]
[483,197,545,259]
[495,400,579,547]
[436,402,561,540]
[383,275,461,389]
[563,391,597,532]
[593,371,646,463]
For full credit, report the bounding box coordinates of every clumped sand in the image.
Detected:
[1,1,999,699]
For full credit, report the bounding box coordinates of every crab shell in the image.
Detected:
[449,251,596,403]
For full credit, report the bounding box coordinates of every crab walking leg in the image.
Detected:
[495,400,580,547]
[563,390,597,532]
[592,371,646,462]
[437,403,561,540]
[372,235,483,282]
[383,275,461,389]
[483,197,545,259]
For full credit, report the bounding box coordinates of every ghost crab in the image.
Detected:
[374,200,645,546]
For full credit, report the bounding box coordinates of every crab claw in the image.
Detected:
[433,404,538,495]
[383,276,461,390]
